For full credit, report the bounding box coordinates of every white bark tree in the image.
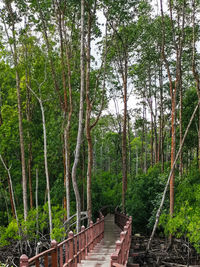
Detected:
[71,0,85,232]
[27,80,53,239]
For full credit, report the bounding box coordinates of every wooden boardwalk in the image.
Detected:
[20,211,132,267]
[78,214,121,267]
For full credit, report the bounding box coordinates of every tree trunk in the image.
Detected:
[160,0,184,217]
[136,146,138,176]
[122,54,128,213]
[35,168,39,238]
[81,143,86,211]
[27,84,53,238]
[127,114,132,176]
[144,104,147,173]
[170,95,176,216]
[7,175,15,219]
[86,10,92,224]
[141,105,144,172]
[159,60,164,172]
[154,91,158,164]
[40,99,53,238]
[71,0,85,232]
[64,43,73,221]
[179,78,183,176]
[26,71,33,209]
[150,111,154,167]
[4,3,29,221]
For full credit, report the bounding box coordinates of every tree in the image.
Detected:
[26,70,53,239]
[3,1,28,221]
[160,0,186,217]
[104,0,139,212]
[192,0,200,170]
[71,0,85,232]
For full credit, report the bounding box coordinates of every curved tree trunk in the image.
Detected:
[71,0,85,233]
[86,10,92,224]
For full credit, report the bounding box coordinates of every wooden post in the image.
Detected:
[65,240,68,264]
[59,245,63,267]
[79,230,82,262]
[51,240,58,267]
[74,235,77,266]
[96,218,100,243]
[102,216,104,238]
[116,240,121,264]
[120,231,126,264]
[90,221,93,251]
[20,254,29,267]
[124,225,128,233]
[68,231,74,267]
[81,225,86,259]
[110,252,118,267]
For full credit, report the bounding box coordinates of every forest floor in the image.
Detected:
[128,235,200,267]
[0,241,22,266]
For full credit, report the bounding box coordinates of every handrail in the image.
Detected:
[20,216,104,267]
[111,212,132,267]
[114,211,129,230]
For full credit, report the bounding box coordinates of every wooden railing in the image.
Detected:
[111,212,132,267]
[20,216,104,267]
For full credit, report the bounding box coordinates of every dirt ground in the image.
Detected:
[128,235,200,267]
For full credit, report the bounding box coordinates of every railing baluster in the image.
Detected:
[35,258,39,267]
[59,245,63,267]
[89,221,93,251]
[51,240,58,267]
[44,254,48,267]
[120,231,125,265]
[65,240,68,264]
[116,240,121,264]
[74,235,77,266]
[81,225,86,260]
[68,231,74,267]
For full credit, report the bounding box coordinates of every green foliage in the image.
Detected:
[160,169,200,252]
[0,220,20,247]
[126,164,169,233]
[92,171,121,218]
[51,205,66,241]
[0,204,66,247]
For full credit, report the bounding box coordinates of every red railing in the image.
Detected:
[111,212,132,267]
[20,216,104,267]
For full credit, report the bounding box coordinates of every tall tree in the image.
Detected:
[160,0,185,216]
[104,0,138,212]
[27,75,53,239]
[3,1,28,221]
[71,0,85,232]
[192,0,200,170]
[85,3,108,222]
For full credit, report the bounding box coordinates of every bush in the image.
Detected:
[159,168,200,252]
[126,164,169,233]
[0,204,66,247]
